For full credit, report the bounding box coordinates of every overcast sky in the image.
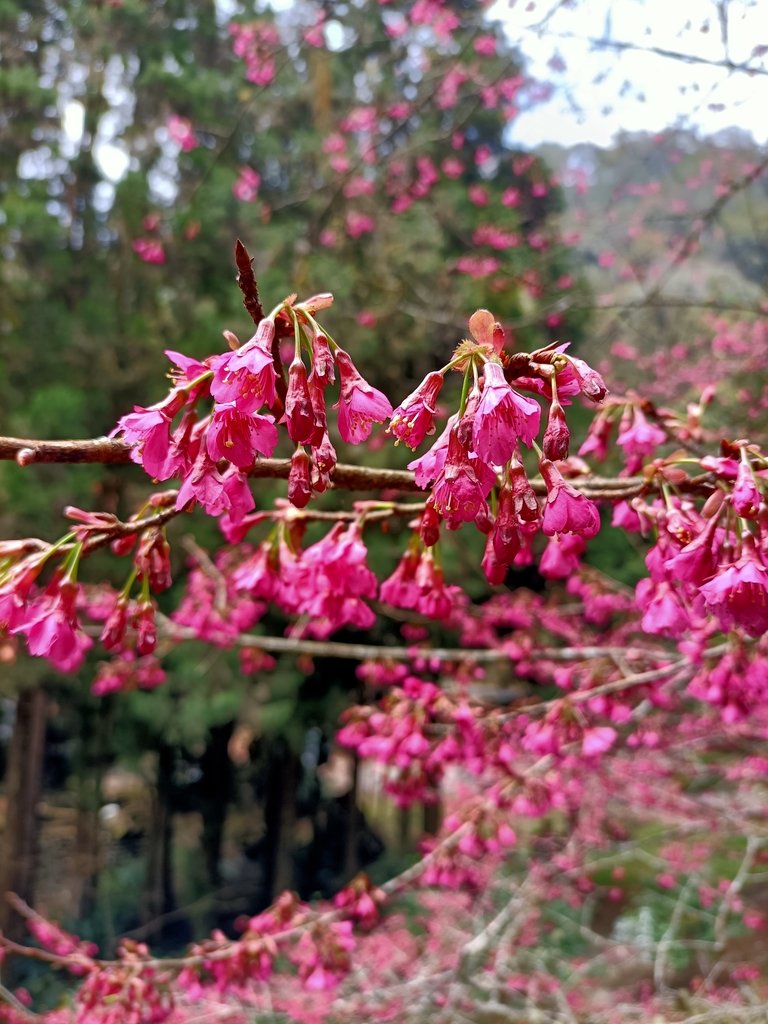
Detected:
[494,0,768,147]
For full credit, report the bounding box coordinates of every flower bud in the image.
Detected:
[542,398,570,461]
[288,448,313,509]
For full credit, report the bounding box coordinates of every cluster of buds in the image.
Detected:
[389,309,607,584]
[337,676,486,805]
[623,440,768,720]
[73,942,174,1024]
[292,920,356,992]
[113,293,392,521]
[178,892,306,999]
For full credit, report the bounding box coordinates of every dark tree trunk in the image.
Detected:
[198,722,235,890]
[262,739,300,903]
[0,689,47,981]
[144,744,175,927]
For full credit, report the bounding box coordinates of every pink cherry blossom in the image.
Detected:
[699,540,768,637]
[211,319,277,412]
[206,404,278,467]
[14,577,92,672]
[540,459,600,539]
[334,349,393,444]
[472,361,541,465]
[388,371,444,449]
[431,423,491,528]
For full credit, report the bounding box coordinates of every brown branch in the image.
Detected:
[0,436,717,503]
[162,621,670,665]
[0,436,135,465]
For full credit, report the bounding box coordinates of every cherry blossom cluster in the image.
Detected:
[112,293,391,522]
[388,308,607,587]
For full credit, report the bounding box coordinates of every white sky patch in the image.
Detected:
[492,0,768,147]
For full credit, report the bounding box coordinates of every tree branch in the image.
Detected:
[0,435,717,503]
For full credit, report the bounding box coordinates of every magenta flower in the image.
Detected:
[664,514,720,585]
[490,469,539,566]
[334,348,393,444]
[176,452,255,521]
[540,534,586,579]
[732,456,761,518]
[233,166,261,202]
[14,578,92,672]
[413,550,465,619]
[132,238,165,265]
[288,447,312,509]
[232,541,281,602]
[167,114,198,152]
[379,546,422,609]
[114,387,189,480]
[699,541,768,637]
[211,319,277,412]
[635,578,692,637]
[310,330,335,386]
[616,408,666,462]
[284,523,378,638]
[578,412,613,461]
[389,371,444,450]
[472,361,541,466]
[408,416,455,488]
[542,398,570,461]
[432,423,490,528]
[482,534,507,584]
[582,726,617,758]
[540,459,600,539]
[0,559,42,632]
[566,355,607,402]
[285,359,315,444]
[206,403,278,467]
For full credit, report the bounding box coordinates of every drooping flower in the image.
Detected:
[616,407,666,465]
[472,361,541,466]
[431,423,490,528]
[233,166,261,202]
[176,451,255,521]
[565,355,607,402]
[578,411,613,461]
[542,398,570,461]
[408,416,456,489]
[539,459,600,539]
[286,523,378,638]
[167,114,198,151]
[0,558,44,631]
[113,388,189,480]
[699,539,768,637]
[482,534,507,584]
[310,330,336,386]
[131,238,166,265]
[14,577,92,672]
[732,454,761,518]
[334,348,393,444]
[540,533,586,579]
[379,545,422,609]
[664,514,721,585]
[388,371,444,449]
[635,578,692,636]
[285,359,316,444]
[490,467,539,566]
[288,447,313,509]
